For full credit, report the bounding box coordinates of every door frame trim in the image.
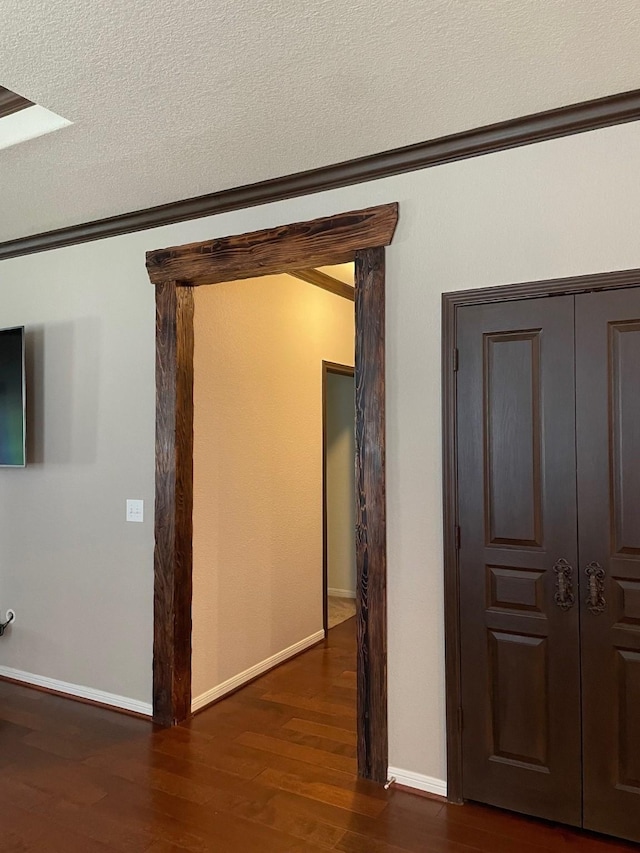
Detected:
[322,360,356,633]
[442,266,640,804]
[148,203,398,784]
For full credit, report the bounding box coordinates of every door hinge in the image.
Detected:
[453,348,459,372]
[455,526,461,551]
[458,706,463,732]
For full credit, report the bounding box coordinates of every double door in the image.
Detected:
[457,288,640,843]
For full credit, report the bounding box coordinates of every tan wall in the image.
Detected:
[191,274,354,703]
[326,371,356,597]
[2,119,640,783]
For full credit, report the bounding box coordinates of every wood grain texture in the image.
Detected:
[1,621,635,852]
[290,268,355,301]
[145,204,398,286]
[154,281,194,726]
[150,208,393,780]
[0,85,33,119]
[354,247,388,783]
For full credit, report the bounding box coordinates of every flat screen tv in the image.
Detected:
[0,326,26,467]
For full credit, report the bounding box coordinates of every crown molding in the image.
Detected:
[2,88,640,261]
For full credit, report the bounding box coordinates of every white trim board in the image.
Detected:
[327,588,356,599]
[192,629,325,713]
[387,766,447,799]
[0,664,152,716]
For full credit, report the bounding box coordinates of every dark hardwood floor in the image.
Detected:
[0,618,635,851]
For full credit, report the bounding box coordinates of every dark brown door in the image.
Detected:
[457,296,582,824]
[576,288,640,843]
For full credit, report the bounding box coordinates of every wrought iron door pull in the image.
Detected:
[585,562,606,614]
[554,559,575,610]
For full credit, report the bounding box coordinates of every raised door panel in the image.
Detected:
[487,566,545,614]
[457,296,581,825]
[617,650,640,792]
[610,321,640,557]
[484,332,542,547]
[576,287,640,844]
[488,631,548,768]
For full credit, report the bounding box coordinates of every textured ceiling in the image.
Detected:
[2,0,640,242]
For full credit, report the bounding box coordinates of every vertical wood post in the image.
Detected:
[355,247,388,782]
[148,206,398,772]
[154,281,194,725]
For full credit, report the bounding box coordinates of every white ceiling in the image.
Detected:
[2,0,640,243]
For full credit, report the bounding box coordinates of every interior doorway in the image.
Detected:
[190,272,354,715]
[147,203,398,783]
[323,361,356,632]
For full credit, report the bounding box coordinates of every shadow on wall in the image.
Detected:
[25,318,102,465]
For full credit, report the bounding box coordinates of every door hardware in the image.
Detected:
[585,562,606,614]
[553,559,575,610]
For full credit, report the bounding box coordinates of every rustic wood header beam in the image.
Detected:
[150,202,395,783]
[146,203,398,287]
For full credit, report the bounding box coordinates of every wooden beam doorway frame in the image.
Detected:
[442,266,640,804]
[147,203,398,783]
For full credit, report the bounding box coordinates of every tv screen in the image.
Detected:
[0,327,26,467]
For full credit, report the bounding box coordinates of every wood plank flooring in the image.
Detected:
[0,617,636,851]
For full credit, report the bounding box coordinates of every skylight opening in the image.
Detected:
[0,85,71,151]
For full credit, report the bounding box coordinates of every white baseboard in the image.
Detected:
[327,588,356,599]
[191,629,325,713]
[387,766,447,799]
[0,664,152,717]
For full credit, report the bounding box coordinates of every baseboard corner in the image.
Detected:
[191,629,325,714]
[387,765,447,799]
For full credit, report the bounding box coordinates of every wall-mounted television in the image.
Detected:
[0,326,26,467]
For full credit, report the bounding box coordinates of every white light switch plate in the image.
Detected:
[126,499,144,523]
